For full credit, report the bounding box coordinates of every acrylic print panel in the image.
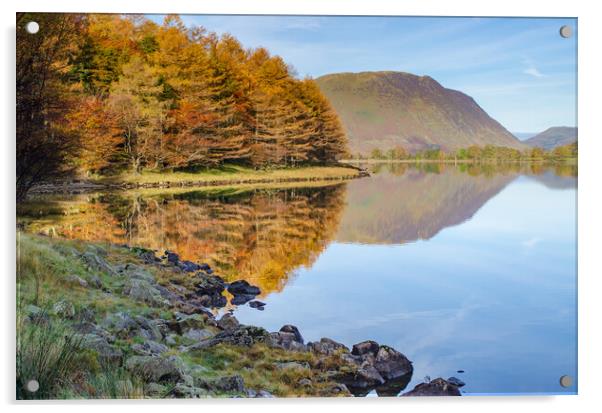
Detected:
[16,13,577,399]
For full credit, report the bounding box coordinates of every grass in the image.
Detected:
[95,165,360,186]
[16,233,355,399]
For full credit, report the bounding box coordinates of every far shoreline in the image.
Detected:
[28,165,368,195]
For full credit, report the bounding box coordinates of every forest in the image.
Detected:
[16,13,348,201]
[357,142,578,162]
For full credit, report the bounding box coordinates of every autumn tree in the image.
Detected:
[16,13,86,201]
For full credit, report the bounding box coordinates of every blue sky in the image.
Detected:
[150,15,577,133]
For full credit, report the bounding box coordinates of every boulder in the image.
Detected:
[123,279,169,307]
[217,313,240,331]
[77,333,123,365]
[116,263,155,282]
[336,362,385,392]
[81,251,116,275]
[402,378,461,396]
[165,251,180,265]
[230,294,256,305]
[308,338,349,355]
[372,345,413,381]
[183,329,215,341]
[352,340,380,356]
[24,304,48,324]
[169,383,209,398]
[195,275,226,295]
[178,260,201,273]
[125,355,186,383]
[447,377,466,388]
[279,325,304,344]
[269,331,306,351]
[132,340,169,356]
[227,280,260,296]
[185,326,271,351]
[52,300,75,319]
[195,375,246,394]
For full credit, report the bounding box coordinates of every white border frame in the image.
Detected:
[3,1,600,412]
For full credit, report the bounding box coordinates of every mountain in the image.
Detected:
[524,127,577,150]
[513,132,538,141]
[316,71,526,154]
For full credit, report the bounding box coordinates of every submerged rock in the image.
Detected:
[248,300,266,310]
[402,378,461,396]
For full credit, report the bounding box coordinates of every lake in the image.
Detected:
[22,162,577,396]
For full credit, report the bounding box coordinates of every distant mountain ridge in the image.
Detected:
[524,127,577,150]
[316,71,526,154]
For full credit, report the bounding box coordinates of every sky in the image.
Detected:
[149,15,577,134]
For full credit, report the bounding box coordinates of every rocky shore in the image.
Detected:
[17,233,461,398]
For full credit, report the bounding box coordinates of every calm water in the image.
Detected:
[24,163,577,395]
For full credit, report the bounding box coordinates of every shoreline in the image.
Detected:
[16,233,462,398]
[28,165,368,195]
[341,158,577,164]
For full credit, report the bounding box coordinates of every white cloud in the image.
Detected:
[521,237,541,248]
[524,66,544,77]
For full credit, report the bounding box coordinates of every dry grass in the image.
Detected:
[97,165,360,186]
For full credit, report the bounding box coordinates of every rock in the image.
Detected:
[183,329,215,341]
[195,275,226,295]
[230,294,255,305]
[196,375,246,394]
[275,361,310,370]
[248,300,266,310]
[132,340,169,356]
[134,316,167,341]
[447,377,466,388]
[75,307,96,323]
[298,378,312,387]
[136,249,161,265]
[173,312,209,332]
[352,340,380,356]
[185,326,271,351]
[24,304,48,324]
[117,264,155,282]
[329,383,351,396]
[269,331,306,351]
[279,325,304,344]
[217,313,240,331]
[123,279,169,307]
[81,251,116,275]
[198,293,227,308]
[89,275,103,289]
[178,260,201,273]
[227,280,260,296]
[66,274,88,288]
[145,382,168,397]
[164,334,178,346]
[52,300,75,319]
[77,333,123,365]
[374,372,413,397]
[402,378,461,396]
[125,355,186,383]
[198,263,212,272]
[336,362,385,392]
[102,312,141,339]
[372,345,413,381]
[165,251,180,265]
[169,383,209,398]
[308,338,349,355]
[255,390,274,398]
